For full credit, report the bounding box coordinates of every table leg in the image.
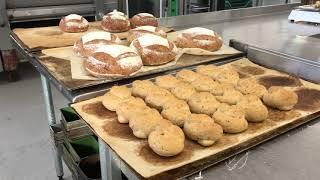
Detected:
[40,74,64,179]
[99,138,122,180]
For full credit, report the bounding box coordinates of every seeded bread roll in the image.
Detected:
[145,91,176,111]
[73,31,121,57]
[176,69,201,83]
[236,78,267,98]
[209,82,235,96]
[176,27,223,51]
[101,86,131,111]
[130,13,158,28]
[101,10,130,33]
[213,104,248,133]
[129,108,163,139]
[59,14,89,33]
[263,86,298,110]
[116,97,147,123]
[148,124,185,157]
[216,89,244,105]
[131,80,156,99]
[84,45,143,78]
[155,75,181,90]
[237,95,268,122]
[191,75,220,92]
[127,26,166,43]
[215,68,239,86]
[130,34,177,65]
[171,81,196,101]
[196,65,221,79]
[188,92,220,115]
[161,100,191,127]
[184,114,223,146]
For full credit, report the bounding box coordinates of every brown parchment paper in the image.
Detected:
[71,58,320,178]
[41,44,240,80]
[12,22,173,51]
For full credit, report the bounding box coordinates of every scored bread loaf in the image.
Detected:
[176,27,223,51]
[84,45,143,78]
[127,26,166,43]
[130,34,177,65]
[59,14,89,33]
[73,31,121,57]
[101,10,130,33]
[130,13,158,28]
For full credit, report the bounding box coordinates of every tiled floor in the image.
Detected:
[0,63,72,180]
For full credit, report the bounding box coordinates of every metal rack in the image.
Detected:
[9,2,320,180]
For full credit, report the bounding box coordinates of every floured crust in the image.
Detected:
[176,27,223,51]
[130,34,177,65]
[73,32,121,57]
[130,13,158,28]
[101,10,130,33]
[59,14,89,33]
[184,114,223,146]
[84,45,143,78]
[127,26,166,43]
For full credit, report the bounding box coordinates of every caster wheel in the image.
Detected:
[58,176,63,180]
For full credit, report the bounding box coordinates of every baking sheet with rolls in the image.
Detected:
[12,22,173,51]
[71,58,320,179]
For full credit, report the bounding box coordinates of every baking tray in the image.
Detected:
[71,58,320,179]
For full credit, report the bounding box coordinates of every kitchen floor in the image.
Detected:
[0,63,72,180]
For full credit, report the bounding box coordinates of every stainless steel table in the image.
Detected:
[10,2,320,180]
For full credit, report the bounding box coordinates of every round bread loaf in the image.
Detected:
[148,124,185,157]
[184,114,223,146]
[84,45,143,78]
[101,10,130,33]
[236,78,267,98]
[188,92,220,115]
[130,34,177,65]
[176,27,223,51]
[212,104,248,133]
[73,31,121,57]
[262,86,298,110]
[127,26,166,43]
[59,14,89,33]
[155,74,181,90]
[176,69,201,83]
[130,13,158,28]
[237,95,268,122]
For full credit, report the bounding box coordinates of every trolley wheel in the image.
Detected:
[58,176,63,180]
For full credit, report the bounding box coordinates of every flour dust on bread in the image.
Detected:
[59,14,89,33]
[127,26,166,43]
[130,12,158,28]
[176,27,223,51]
[73,31,121,57]
[130,34,177,65]
[101,10,130,33]
[84,45,143,78]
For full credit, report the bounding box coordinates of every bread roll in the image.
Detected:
[155,75,181,90]
[263,86,298,110]
[130,13,158,28]
[127,26,166,43]
[215,68,239,86]
[176,27,223,51]
[184,114,223,146]
[148,124,185,157]
[176,69,201,83]
[131,80,156,99]
[145,91,176,110]
[116,97,147,123]
[216,89,244,105]
[102,86,132,111]
[209,82,235,96]
[84,45,143,78]
[237,95,268,122]
[171,81,196,101]
[196,65,221,79]
[161,100,191,127]
[213,104,248,133]
[130,34,177,65]
[73,31,121,57]
[59,14,89,33]
[129,108,162,138]
[236,78,267,98]
[191,75,220,92]
[101,10,130,33]
[188,92,220,115]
